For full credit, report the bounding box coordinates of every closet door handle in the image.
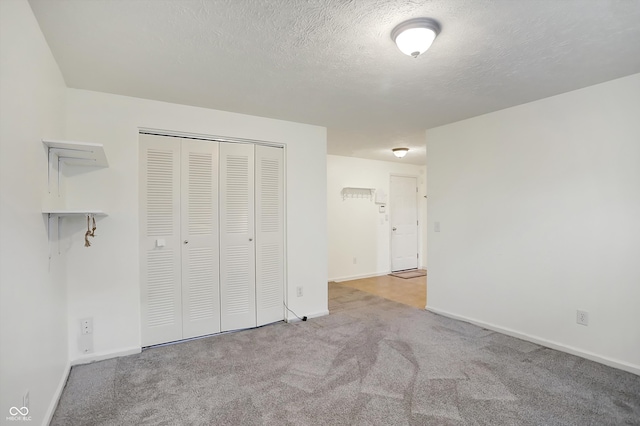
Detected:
[184,240,189,244]
[249,238,253,242]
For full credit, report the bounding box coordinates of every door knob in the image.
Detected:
[249,238,253,242]
[392,227,397,231]
[184,240,189,244]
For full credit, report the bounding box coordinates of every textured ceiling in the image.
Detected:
[28,0,640,165]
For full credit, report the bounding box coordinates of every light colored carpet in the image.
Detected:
[389,269,427,279]
[51,283,640,425]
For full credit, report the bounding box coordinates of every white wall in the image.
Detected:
[327,155,426,281]
[426,73,640,374]
[63,89,328,363]
[0,0,69,424]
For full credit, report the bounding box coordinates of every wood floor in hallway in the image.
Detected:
[335,271,426,309]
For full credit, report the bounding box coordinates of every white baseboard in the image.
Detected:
[426,306,640,376]
[70,346,141,366]
[331,271,390,283]
[286,309,329,322]
[306,309,329,319]
[43,361,70,426]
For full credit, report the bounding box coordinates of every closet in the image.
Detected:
[139,134,284,347]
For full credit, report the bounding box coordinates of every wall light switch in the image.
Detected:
[156,239,166,247]
[434,222,441,232]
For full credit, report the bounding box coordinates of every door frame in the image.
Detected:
[389,173,419,272]
[138,127,288,343]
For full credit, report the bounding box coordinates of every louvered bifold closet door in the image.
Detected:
[140,135,182,347]
[181,140,220,339]
[219,143,256,331]
[255,145,284,326]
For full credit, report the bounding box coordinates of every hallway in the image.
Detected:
[335,271,426,309]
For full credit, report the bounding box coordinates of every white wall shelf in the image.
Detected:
[42,139,109,251]
[43,139,108,167]
[43,210,106,216]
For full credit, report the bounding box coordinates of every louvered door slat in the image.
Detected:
[181,140,220,339]
[140,135,182,347]
[255,146,285,326]
[220,143,256,331]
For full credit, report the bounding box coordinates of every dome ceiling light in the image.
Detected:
[391,18,441,58]
[392,148,409,158]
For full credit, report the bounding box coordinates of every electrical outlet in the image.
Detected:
[296,286,303,297]
[23,390,29,410]
[79,333,94,354]
[81,318,93,335]
[576,310,589,326]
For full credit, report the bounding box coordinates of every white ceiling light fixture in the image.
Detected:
[391,18,441,58]
[392,148,409,158]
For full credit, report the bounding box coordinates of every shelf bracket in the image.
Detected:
[47,213,52,260]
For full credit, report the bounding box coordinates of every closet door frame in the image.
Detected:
[138,129,287,347]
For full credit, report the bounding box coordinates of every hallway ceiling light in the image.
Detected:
[391,18,441,58]
[392,148,409,158]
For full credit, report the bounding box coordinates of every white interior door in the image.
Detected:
[219,142,256,331]
[140,135,182,346]
[180,139,220,339]
[255,145,284,326]
[390,175,418,272]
